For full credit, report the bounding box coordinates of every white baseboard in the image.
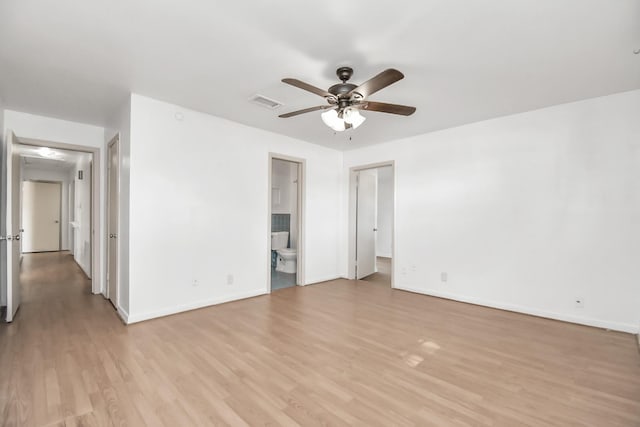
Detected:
[117,306,129,324]
[126,289,268,324]
[305,275,343,285]
[396,285,639,334]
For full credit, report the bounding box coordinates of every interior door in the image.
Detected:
[356,169,377,279]
[107,137,119,308]
[2,132,22,321]
[21,181,61,252]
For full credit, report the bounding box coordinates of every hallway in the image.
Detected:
[0,252,121,426]
[18,252,100,308]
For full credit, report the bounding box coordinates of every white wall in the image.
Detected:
[343,89,640,333]
[4,110,106,293]
[72,155,92,275]
[104,96,131,316]
[376,166,393,258]
[127,94,343,323]
[21,165,71,250]
[271,159,293,214]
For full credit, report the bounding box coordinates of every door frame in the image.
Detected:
[14,136,101,294]
[21,180,63,252]
[267,153,306,292]
[106,135,119,308]
[2,130,21,321]
[348,161,396,287]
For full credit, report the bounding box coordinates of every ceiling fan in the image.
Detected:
[279,67,416,132]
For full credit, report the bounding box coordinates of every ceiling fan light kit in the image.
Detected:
[279,66,416,132]
[321,107,366,132]
[321,109,345,131]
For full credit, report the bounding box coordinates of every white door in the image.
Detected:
[356,169,377,279]
[21,181,61,252]
[107,137,119,308]
[2,132,22,321]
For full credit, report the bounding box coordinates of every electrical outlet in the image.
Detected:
[574,297,584,308]
[192,279,199,287]
[227,274,234,285]
[441,272,448,283]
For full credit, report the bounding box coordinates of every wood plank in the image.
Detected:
[1,251,639,426]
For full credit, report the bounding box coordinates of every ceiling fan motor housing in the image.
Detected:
[328,66,359,102]
[328,83,357,97]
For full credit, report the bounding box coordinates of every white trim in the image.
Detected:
[117,305,129,324]
[106,135,120,308]
[396,285,639,334]
[126,289,268,324]
[305,275,344,285]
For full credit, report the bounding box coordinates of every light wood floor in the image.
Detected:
[361,257,391,286]
[2,252,640,426]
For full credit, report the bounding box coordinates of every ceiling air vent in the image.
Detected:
[249,94,283,110]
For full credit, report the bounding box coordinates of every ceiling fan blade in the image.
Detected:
[282,78,333,98]
[358,101,416,116]
[348,69,404,99]
[279,105,334,118]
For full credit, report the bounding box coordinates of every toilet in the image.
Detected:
[276,248,297,274]
[271,231,297,274]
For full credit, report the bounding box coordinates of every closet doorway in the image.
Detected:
[349,162,395,286]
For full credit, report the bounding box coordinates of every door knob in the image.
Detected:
[13,234,20,241]
[373,228,378,231]
[110,234,117,239]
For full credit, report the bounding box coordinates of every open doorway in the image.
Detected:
[349,162,395,287]
[268,154,305,291]
[16,144,94,277]
[2,134,101,322]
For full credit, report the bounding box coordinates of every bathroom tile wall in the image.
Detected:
[271,214,290,234]
[271,214,291,268]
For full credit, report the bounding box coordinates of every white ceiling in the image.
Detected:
[15,144,89,171]
[1,0,639,150]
